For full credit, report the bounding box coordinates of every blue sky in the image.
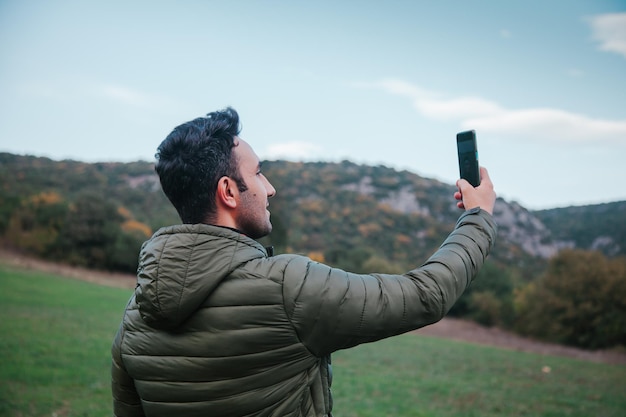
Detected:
[1,0,625,210]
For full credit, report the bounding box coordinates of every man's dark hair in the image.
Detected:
[155,107,247,224]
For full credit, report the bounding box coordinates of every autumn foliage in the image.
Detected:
[4,190,151,272]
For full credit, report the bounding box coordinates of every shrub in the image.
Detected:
[4,192,68,255]
[514,249,626,349]
[468,291,504,327]
[449,261,515,327]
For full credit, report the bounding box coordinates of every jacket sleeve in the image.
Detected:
[111,323,145,417]
[282,208,497,357]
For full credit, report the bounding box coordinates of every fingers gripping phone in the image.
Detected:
[456,130,480,187]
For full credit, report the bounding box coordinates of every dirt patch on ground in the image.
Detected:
[2,248,625,365]
[0,247,136,290]
[415,317,626,365]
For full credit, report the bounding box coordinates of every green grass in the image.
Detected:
[0,265,133,417]
[332,337,626,416]
[1,264,625,417]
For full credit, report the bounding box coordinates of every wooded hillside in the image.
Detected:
[2,152,625,348]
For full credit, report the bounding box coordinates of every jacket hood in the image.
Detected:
[135,224,268,330]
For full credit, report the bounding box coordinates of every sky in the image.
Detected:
[1,0,625,210]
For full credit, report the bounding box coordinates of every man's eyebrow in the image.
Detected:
[257,161,263,171]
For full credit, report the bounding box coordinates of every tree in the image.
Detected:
[54,192,122,269]
[4,192,68,255]
[515,249,626,349]
[108,229,146,272]
[107,206,152,272]
[449,261,515,327]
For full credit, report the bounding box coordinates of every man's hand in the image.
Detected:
[454,166,496,215]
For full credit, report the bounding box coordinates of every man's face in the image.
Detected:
[232,138,276,239]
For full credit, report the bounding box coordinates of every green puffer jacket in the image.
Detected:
[112,208,496,417]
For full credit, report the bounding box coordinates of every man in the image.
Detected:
[111,107,497,417]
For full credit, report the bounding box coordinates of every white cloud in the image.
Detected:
[413,96,504,121]
[465,108,626,143]
[95,84,177,111]
[98,85,153,107]
[374,79,504,121]
[371,78,626,145]
[588,13,626,58]
[17,80,181,114]
[17,81,80,101]
[262,141,323,160]
[566,68,584,78]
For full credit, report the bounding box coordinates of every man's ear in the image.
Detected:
[216,176,239,209]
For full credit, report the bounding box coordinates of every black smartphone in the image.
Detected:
[456,130,480,187]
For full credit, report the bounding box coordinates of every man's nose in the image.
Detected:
[265,177,276,198]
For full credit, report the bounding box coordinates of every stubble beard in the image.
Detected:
[237,191,272,239]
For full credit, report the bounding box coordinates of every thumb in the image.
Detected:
[456,178,474,192]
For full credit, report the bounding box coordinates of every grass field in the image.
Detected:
[1,265,625,417]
